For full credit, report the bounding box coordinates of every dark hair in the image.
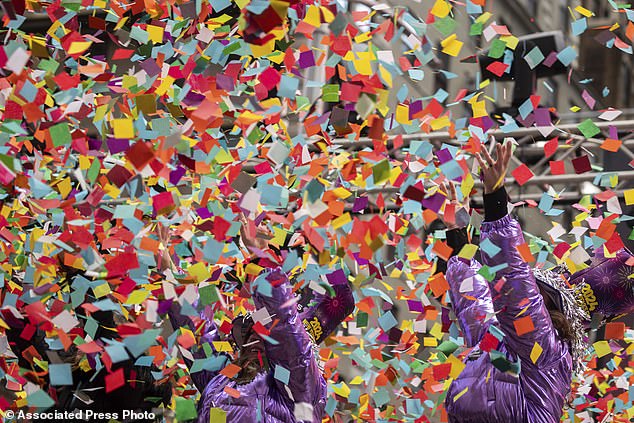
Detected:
[547,308,574,342]
[232,351,265,385]
[230,315,267,384]
[540,288,574,342]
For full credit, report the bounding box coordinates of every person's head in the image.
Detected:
[539,285,574,342]
[231,314,267,384]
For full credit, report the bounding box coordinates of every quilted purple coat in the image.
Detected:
[444,215,572,423]
[170,267,327,423]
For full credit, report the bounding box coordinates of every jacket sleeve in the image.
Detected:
[446,256,497,348]
[436,227,470,275]
[168,302,229,393]
[479,214,566,365]
[251,267,326,416]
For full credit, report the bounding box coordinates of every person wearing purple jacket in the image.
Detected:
[438,142,588,423]
[162,220,354,423]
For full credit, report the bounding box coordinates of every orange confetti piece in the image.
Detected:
[513,316,535,336]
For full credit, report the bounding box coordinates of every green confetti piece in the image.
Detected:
[50,122,72,147]
[437,340,459,355]
[175,397,198,421]
[199,285,220,305]
[87,158,101,183]
[357,312,368,327]
[488,39,507,59]
[578,118,601,138]
[470,22,483,36]
[477,265,496,282]
[322,84,340,102]
[434,16,457,37]
[372,159,391,184]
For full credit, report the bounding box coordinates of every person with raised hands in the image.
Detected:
[439,141,583,423]
[160,214,356,423]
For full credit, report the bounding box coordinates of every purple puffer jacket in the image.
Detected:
[444,215,572,423]
[170,267,327,423]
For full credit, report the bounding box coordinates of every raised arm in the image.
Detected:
[475,144,565,365]
[437,182,497,348]
[480,206,564,359]
[251,266,326,420]
[155,224,229,391]
[446,253,498,348]
[168,301,230,393]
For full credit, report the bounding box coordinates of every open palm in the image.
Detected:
[475,142,512,194]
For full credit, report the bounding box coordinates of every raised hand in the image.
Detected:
[475,141,512,194]
[440,180,470,230]
[156,222,176,272]
[238,213,270,255]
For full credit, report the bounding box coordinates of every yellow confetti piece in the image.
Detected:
[530,342,543,363]
[209,408,227,423]
[440,34,463,57]
[593,340,611,358]
[57,178,71,198]
[320,6,335,23]
[447,354,466,378]
[471,100,487,118]
[67,41,92,55]
[47,20,66,41]
[423,337,438,347]
[475,12,492,24]
[304,5,321,28]
[458,244,478,260]
[378,64,393,88]
[331,187,352,199]
[453,386,469,401]
[353,53,373,76]
[155,76,175,96]
[78,156,91,170]
[389,167,402,184]
[431,0,451,18]
[147,25,164,43]
[332,382,351,398]
[125,289,149,305]
[478,79,490,89]
[349,376,365,385]
[431,115,450,130]
[271,227,287,245]
[112,118,134,139]
[430,322,443,340]
[122,75,138,90]
[92,282,111,298]
[575,5,594,17]
[395,104,412,124]
[379,280,393,292]
[260,98,282,110]
[212,341,234,353]
[499,35,519,50]
[461,173,474,199]
[246,263,264,275]
[188,262,211,283]
[214,149,234,164]
[354,32,372,44]
[332,212,352,229]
